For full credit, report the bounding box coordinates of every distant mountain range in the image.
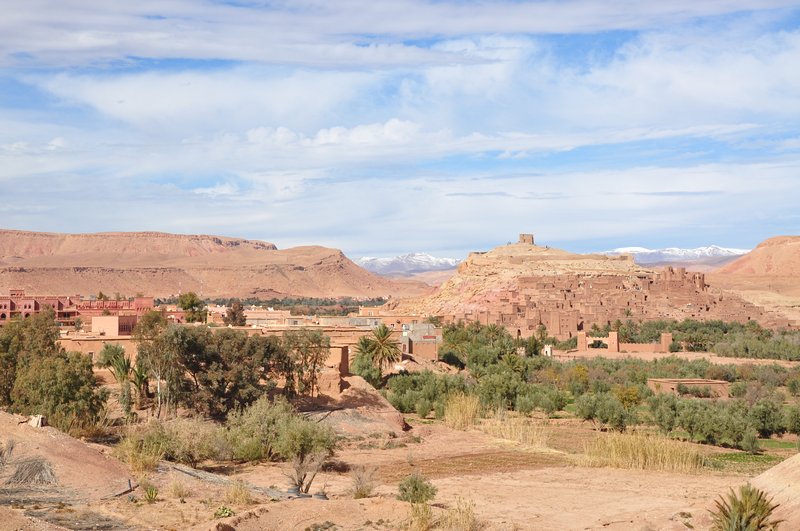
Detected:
[357,253,460,276]
[359,245,752,277]
[603,245,749,269]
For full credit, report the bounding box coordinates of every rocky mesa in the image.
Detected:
[0,230,428,299]
[390,234,797,338]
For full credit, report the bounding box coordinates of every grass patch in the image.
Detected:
[706,452,784,475]
[224,480,256,506]
[443,393,481,431]
[756,438,797,450]
[350,465,377,499]
[582,432,706,473]
[478,410,548,448]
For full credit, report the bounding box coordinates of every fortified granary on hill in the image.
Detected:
[402,234,794,341]
[443,266,790,340]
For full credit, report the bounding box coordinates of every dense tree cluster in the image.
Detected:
[0,308,107,433]
[127,311,332,419]
[590,318,800,359]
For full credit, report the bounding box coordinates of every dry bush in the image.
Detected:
[443,393,481,430]
[168,477,191,500]
[6,457,57,486]
[582,432,706,473]
[224,480,255,506]
[284,452,327,494]
[440,497,483,531]
[350,464,377,499]
[405,502,434,531]
[164,417,229,467]
[0,439,15,469]
[479,410,548,448]
[114,422,167,474]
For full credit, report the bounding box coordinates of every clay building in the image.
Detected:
[647,378,730,398]
[0,289,154,331]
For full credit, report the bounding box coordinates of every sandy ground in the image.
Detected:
[204,423,744,531]
[0,385,789,530]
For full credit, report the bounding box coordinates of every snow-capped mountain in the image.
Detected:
[604,245,749,265]
[357,253,460,276]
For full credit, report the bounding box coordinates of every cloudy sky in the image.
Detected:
[2,1,799,259]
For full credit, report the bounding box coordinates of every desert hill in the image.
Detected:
[390,236,794,337]
[0,230,428,299]
[708,236,800,325]
[715,236,800,276]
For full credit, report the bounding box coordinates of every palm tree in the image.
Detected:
[484,324,503,346]
[710,483,782,530]
[96,344,133,416]
[354,335,374,360]
[369,324,401,371]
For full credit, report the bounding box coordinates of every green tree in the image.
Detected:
[223,300,247,326]
[350,338,382,388]
[283,329,330,396]
[134,313,180,418]
[274,415,336,493]
[185,328,286,418]
[177,292,207,323]
[0,308,63,406]
[11,351,108,433]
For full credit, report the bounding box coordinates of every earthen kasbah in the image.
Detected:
[388,234,797,340]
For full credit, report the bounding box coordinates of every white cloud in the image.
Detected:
[2,1,798,67]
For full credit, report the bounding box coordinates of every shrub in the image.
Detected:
[440,497,482,531]
[397,473,437,504]
[785,405,800,435]
[275,416,336,493]
[384,372,470,414]
[741,430,761,454]
[143,483,159,504]
[224,480,255,505]
[583,432,706,473]
[787,378,800,397]
[749,400,785,438]
[224,396,296,461]
[164,417,228,467]
[351,350,382,388]
[415,399,432,419]
[710,484,782,531]
[214,506,235,519]
[115,422,169,474]
[350,465,377,499]
[168,478,191,500]
[0,439,14,470]
[648,394,678,434]
[406,501,434,531]
[443,393,481,430]
[730,381,748,398]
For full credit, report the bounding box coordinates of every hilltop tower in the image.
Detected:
[519,233,535,245]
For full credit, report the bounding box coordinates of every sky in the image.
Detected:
[1,1,800,259]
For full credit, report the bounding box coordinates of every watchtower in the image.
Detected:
[519,233,535,245]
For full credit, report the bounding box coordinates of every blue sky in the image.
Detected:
[1,1,799,259]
